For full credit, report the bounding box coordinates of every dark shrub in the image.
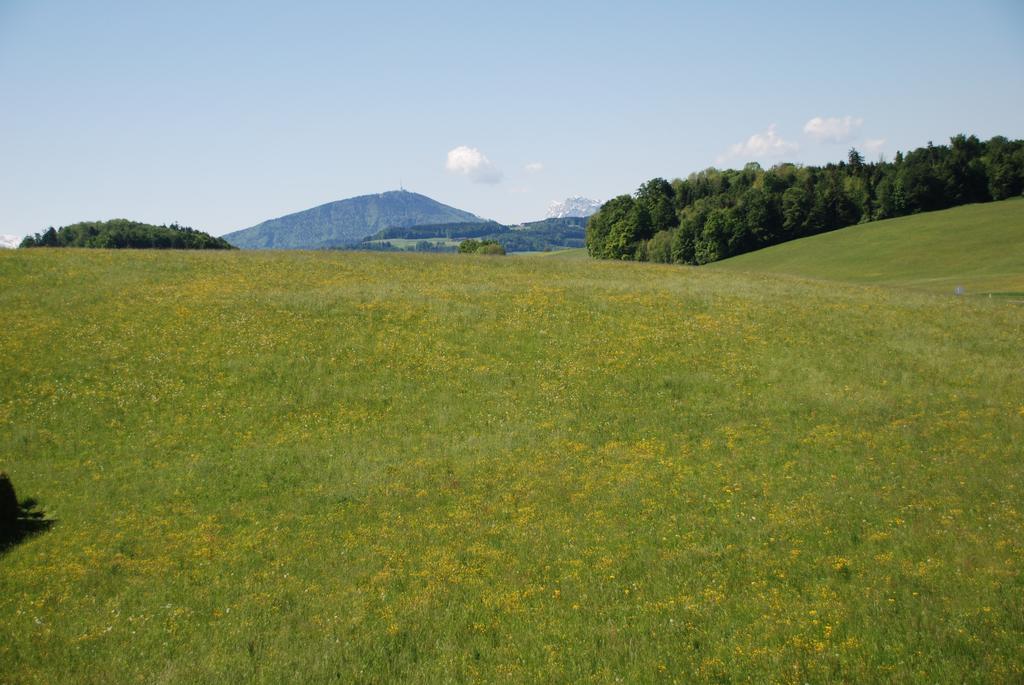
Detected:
[0,473,19,529]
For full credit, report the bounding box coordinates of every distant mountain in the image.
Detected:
[223,190,482,249]
[0,235,19,249]
[546,197,601,219]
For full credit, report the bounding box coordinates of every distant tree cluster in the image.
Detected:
[491,218,587,252]
[20,219,236,250]
[357,217,586,253]
[355,240,458,253]
[458,239,506,255]
[373,221,505,240]
[339,240,458,253]
[586,134,1024,264]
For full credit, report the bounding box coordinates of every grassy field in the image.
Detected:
[509,249,584,258]
[1,248,1023,683]
[715,198,1024,297]
[523,248,590,260]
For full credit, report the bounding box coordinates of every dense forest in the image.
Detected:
[586,134,1024,264]
[20,219,236,250]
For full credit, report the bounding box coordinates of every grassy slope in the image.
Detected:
[1,250,1023,683]
[714,198,1024,296]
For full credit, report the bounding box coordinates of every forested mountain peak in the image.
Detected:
[223,190,482,249]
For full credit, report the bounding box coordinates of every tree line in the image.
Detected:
[586,134,1024,264]
[357,217,586,253]
[20,219,236,250]
[371,221,505,241]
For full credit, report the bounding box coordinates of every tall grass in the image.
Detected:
[1,248,1022,682]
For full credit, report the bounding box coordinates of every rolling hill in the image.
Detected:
[714,198,1024,296]
[222,190,482,249]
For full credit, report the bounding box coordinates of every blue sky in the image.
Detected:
[1,0,1022,238]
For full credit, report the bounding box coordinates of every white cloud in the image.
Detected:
[863,138,886,155]
[803,115,864,143]
[0,234,20,249]
[445,145,503,184]
[717,124,798,165]
[524,162,544,173]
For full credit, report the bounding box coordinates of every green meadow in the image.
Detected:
[1,247,1023,683]
[715,198,1024,297]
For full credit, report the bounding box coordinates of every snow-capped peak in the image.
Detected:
[546,196,601,219]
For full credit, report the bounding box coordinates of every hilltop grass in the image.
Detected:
[1,249,1023,683]
[714,198,1024,296]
